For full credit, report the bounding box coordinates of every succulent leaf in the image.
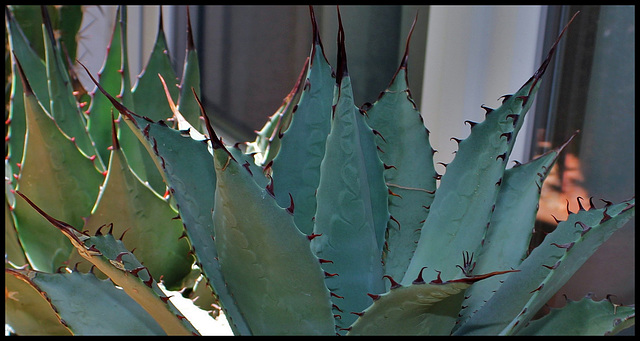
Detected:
[455,198,635,335]
[364,19,437,283]
[78,6,160,194]
[5,199,28,267]
[516,296,635,335]
[15,190,199,335]
[270,8,335,235]
[6,54,27,175]
[175,8,203,132]
[402,78,541,284]
[76,116,194,290]
[41,8,105,172]
[124,9,177,194]
[401,13,578,284]
[84,68,254,334]
[52,6,84,63]
[6,7,48,172]
[6,268,166,335]
[85,6,130,166]
[210,116,335,335]
[310,15,389,333]
[8,6,83,62]
[131,9,179,123]
[6,7,51,106]
[347,270,516,335]
[12,60,103,272]
[348,280,471,335]
[4,6,634,336]
[5,160,28,267]
[5,268,72,335]
[454,132,577,328]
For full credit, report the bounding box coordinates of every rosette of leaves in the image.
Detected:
[5,6,634,336]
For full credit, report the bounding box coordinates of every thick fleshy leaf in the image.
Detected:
[7,6,46,58]
[454,133,575,329]
[94,7,165,196]
[244,103,285,167]
[6,53,27,175]
[175,8,203,132]
[12,60,103,272]
[41,9,104,171]
[6,268,165,335]
[85,6,128,165]
[77,118,193,290]
[5,201,28,267]
[128,10,177,194]
[367,68,437,285]
[5,269,72,335]
[8,6,83,62]
[310,17,389,334]
[6,7,47,173]
[53,6,83,63]
[210,123,334,335]
[5,160,28,267]
[455,198,635,335]
[403,79,540,284]
[348,281,470,335]
[402,15,575,284]
[516,296,635,335]
[271,9,335,235]
[364,20,437,283]
[84,69,253,335]
[122,113,244,333]
[347,270,516,335]
[13,192,199,335]
[131,11,178,122]
[6,7,50,107]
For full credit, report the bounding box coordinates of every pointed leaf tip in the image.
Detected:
[557,129,579,152]
[400,11,418,70]
[14,191,88,246]
[157,6,165,32]
[191,87,236,161]
[186,7,195,51]
[41,6,57,49]
[78,61,138,123]
[309,6,321,47]
[527,11,579,94]
[335,6,348,84]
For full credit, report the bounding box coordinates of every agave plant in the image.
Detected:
[5,5,635,336]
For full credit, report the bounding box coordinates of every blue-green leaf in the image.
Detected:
[271,32,335,235]
[311,22,389,333]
